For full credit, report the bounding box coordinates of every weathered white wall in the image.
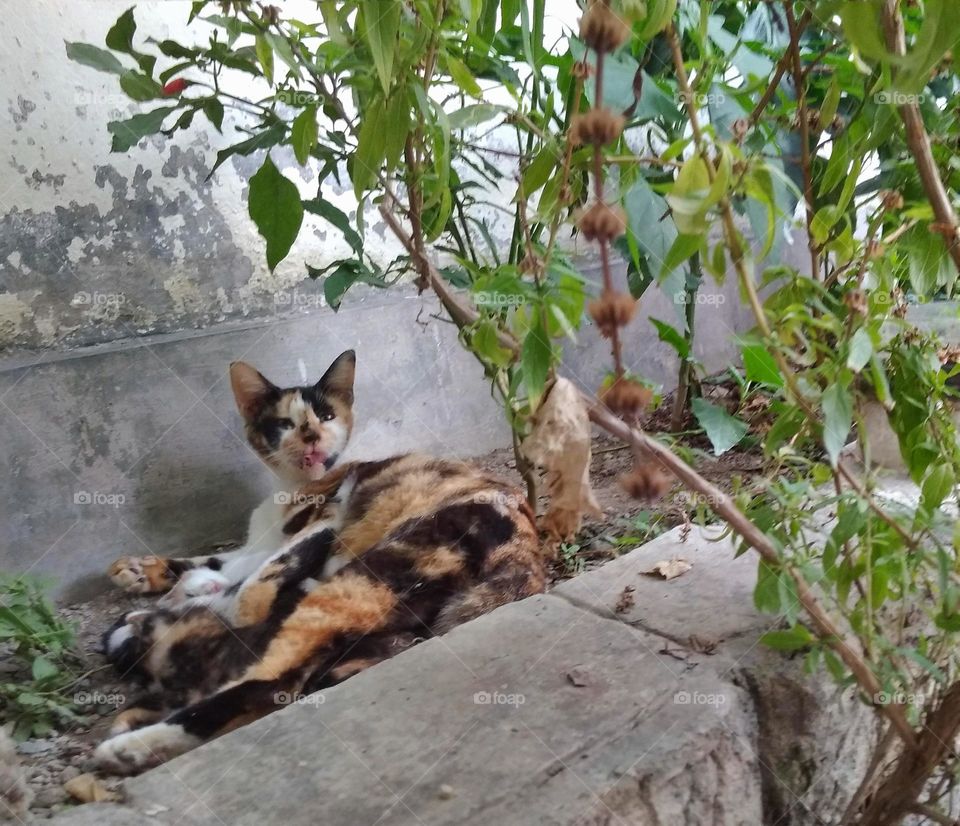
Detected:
[0,1,769,598]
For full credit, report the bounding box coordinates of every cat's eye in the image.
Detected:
[275,418,294,429]
[321,412,335,422]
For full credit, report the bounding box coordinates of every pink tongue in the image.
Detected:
[303,452,325,468]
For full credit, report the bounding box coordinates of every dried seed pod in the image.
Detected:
[880,190,904,211]
[621,465,672,501]
[580,2,631,53]
[571,60,593,80]
[570,108,626,146]
[577,201,627,242]
[589,291,637,337]
[844,289,868,318]
[601,376,652,418]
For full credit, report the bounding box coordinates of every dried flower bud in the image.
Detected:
[519,252,543,276]
[844,289,868,318]
[577,201,626,242]
[601,376,652,418]
[731,118,749,142]
[570,108,626,146]
[580,2,631,53]
[621,465,671,501]
[880,190,904,211]
[262,4,281,24]
[572,60,593,80]
[930,221,959,241]
[589,291,636,337]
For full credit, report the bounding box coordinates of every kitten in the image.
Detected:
[95,351,546,774]
[107,350,359,605]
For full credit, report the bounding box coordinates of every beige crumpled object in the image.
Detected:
[644,558,693,580]
[64,773,119,803]
[521,378,602,547]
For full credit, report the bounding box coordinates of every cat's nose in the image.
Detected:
[302,430,319,444]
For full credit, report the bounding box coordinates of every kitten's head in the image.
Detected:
[229,350,356,483]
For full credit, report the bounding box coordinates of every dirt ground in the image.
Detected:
[8,406,769,818]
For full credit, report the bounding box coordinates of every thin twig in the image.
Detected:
[881,0,960,275]
[586,399,917,747]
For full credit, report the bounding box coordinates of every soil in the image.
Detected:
[7,391,770,818]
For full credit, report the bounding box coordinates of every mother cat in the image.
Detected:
[95,350,547,774]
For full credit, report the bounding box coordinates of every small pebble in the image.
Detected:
[33,786,67,807]
[437,784,455,800]
[18,740,54,755]
[60,766,81,783]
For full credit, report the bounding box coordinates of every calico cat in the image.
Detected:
[95,350,546,774]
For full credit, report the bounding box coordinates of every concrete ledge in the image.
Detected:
[50,526,879,826]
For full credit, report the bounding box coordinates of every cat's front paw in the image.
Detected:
[107,555,173,594]
[94,724,199,775]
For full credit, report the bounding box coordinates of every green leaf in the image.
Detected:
[754,559,781,613]
[449,104,500,131]
[472,321,513,368]
[107,106,177,152]
[651,318,690,359]
[255,33,274,85]
[896,0,960,93]
[208,123,285,178]
[740,338,783,387]
[202,98,224,132]
[521,146,558,195]
[522,315,552,408]
[446,55,482,97]
[303,197,362,255]
[353,97,387,197]
[821,381,852,467]
[31,656,58,682]
[661,233,702,281]
[922,463,955,514]
[839,0,889,63]
[383,90,410,172]
[319,262,361,309]
[248,156,304,271]
[760,626,815,651]
[119,71,162,101]
[361,0,401,93]
[65,42,126,75]
[291,106,318,165]
[106,7,137,53]
[691,398,748,455]
[847,328,873,372]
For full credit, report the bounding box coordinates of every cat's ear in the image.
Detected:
[317,350,356,403]
[230,362,278,421]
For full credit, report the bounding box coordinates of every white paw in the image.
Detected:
[159,569,230,607]
[94,723,200,775]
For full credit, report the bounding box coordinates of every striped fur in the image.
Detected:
[96,353,545,774]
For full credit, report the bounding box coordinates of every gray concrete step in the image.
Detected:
[49,525,878,825]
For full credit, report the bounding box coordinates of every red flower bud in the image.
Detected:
[162,78,189,97]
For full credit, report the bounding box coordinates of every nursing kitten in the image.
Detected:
[95,351,546,774]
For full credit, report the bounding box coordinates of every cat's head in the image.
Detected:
[229,350,356,483]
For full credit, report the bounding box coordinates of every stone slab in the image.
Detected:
[51,594,762,826]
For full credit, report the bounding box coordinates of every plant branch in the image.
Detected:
[586,399,918,748]
[379,190,520,356]
[881,0,960,276]
[785,3,820,281]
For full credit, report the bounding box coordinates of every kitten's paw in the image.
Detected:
[95,724,199,775]
[107,555,172,594]
[109,706,164,736]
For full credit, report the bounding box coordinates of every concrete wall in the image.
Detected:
[0,1,781,599]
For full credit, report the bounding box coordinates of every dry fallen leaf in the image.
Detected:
[64,773,119,804]
[521,378,602,548]
[644,558,693,580]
